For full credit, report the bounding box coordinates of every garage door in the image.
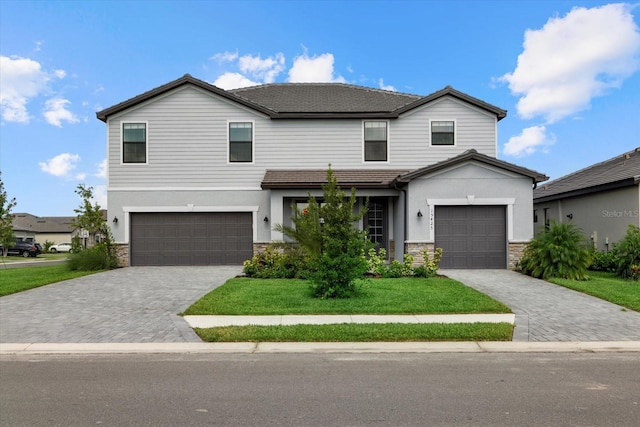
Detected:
[435,206,506,269]
[130,212,253,266]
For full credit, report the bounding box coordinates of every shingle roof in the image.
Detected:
[533,147,640,202]
[394,149,548,184]
[262,169,410,189]
[97,74,507,121]
[12,213,76,233]
[230,83,420,114]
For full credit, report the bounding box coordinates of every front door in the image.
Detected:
[365,198,388,256]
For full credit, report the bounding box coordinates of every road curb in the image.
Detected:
[2,341,639,355]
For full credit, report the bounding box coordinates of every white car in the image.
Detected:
[50,242,73,253]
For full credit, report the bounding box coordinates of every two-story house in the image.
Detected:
[97,74,547,268]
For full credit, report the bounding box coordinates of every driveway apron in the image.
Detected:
[0,266,242,343]
[443,269,640,342]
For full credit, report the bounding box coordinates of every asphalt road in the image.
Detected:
[1,352,638,426]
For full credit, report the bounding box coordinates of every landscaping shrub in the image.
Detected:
[589,250,617,272]
[611,225,640,280]
[415,247,443,278]
[67,242,118,271]
[67,229,119,271]
[519,221,592,280]
[243,244,310,279]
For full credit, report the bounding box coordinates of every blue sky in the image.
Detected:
[1,0,639,216]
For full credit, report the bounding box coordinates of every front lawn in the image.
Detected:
[0,265,100,296]
[184,277,512,315]
[549,271,640,312]
[186,277,513,342]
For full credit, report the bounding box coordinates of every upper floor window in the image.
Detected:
[122,123,147,163]
[431,120,455,146]
[364,121,388,162]
[229,122,253,163]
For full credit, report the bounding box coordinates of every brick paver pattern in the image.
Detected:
[0,266,241,343]
[443,269,640,342]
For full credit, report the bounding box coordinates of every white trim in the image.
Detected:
[426,197,515,242]
[121,121,149,165]
[362,119,390,163]
[429,119,457,147]
[227,120,255,164]
[108,186,262,192]
[122,205,259,213]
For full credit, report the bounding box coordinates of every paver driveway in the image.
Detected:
[0,266,242,343]
[443,270,640,342]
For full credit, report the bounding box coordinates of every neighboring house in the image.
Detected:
[11,213,77,245]
[534,147,640,252]
[97,74,547,268]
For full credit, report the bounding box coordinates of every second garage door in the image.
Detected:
[130,212,253,266]
[435,205,507,269]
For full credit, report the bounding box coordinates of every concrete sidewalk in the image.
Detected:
[2,341,640,355]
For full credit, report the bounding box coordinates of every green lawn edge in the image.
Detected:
[194,322,514,342]
[0,264,101,297]
[549,271,640,312]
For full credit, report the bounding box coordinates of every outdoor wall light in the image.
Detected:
[112,217,118,224]
[566,213,573,220]
[263,216,269,223]
[417,210,423,218]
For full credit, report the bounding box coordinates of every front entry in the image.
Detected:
[365,198,388,256]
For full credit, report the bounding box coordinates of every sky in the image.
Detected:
[1,0,639,217]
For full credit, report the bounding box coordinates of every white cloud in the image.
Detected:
[503,126,556,157]
[500,4,640,123]
[378,78,396,91]
[288,52,345,83]
[0,55,50,123]
[238,53,285,83]
[213,72,260,90]
[211,51,239,63]
[43,98,79,127]
[38,153,81,177]
[96,159,107,178]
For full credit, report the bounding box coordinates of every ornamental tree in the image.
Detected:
[0,172,17,257]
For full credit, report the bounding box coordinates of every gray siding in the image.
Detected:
[107,86,498,189]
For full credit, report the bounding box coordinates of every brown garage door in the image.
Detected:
[130,212,253,266]
[435,206,506,269]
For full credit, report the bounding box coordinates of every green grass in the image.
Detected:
[0,264,101,296]
[184,277,512,315]
[549,271,640,312]
[195,322,514,342]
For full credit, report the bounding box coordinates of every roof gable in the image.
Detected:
[534,147,640,202]
[97,75,508,121]
[394,149,548,184]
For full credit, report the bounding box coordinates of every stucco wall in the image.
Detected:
[534,185,640,251]
[405,161,535,244]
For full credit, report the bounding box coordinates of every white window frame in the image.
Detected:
[227,120,255,164]
[121,121,149,165]
[429,119,457,147]
[362,120,390,163]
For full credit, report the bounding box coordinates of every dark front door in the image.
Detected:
[365,198,388,255]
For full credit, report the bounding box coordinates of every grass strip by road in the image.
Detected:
[195,322,514,342]
[549,271,640,312]
[0,264,100,297]
[184,277,512,315]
